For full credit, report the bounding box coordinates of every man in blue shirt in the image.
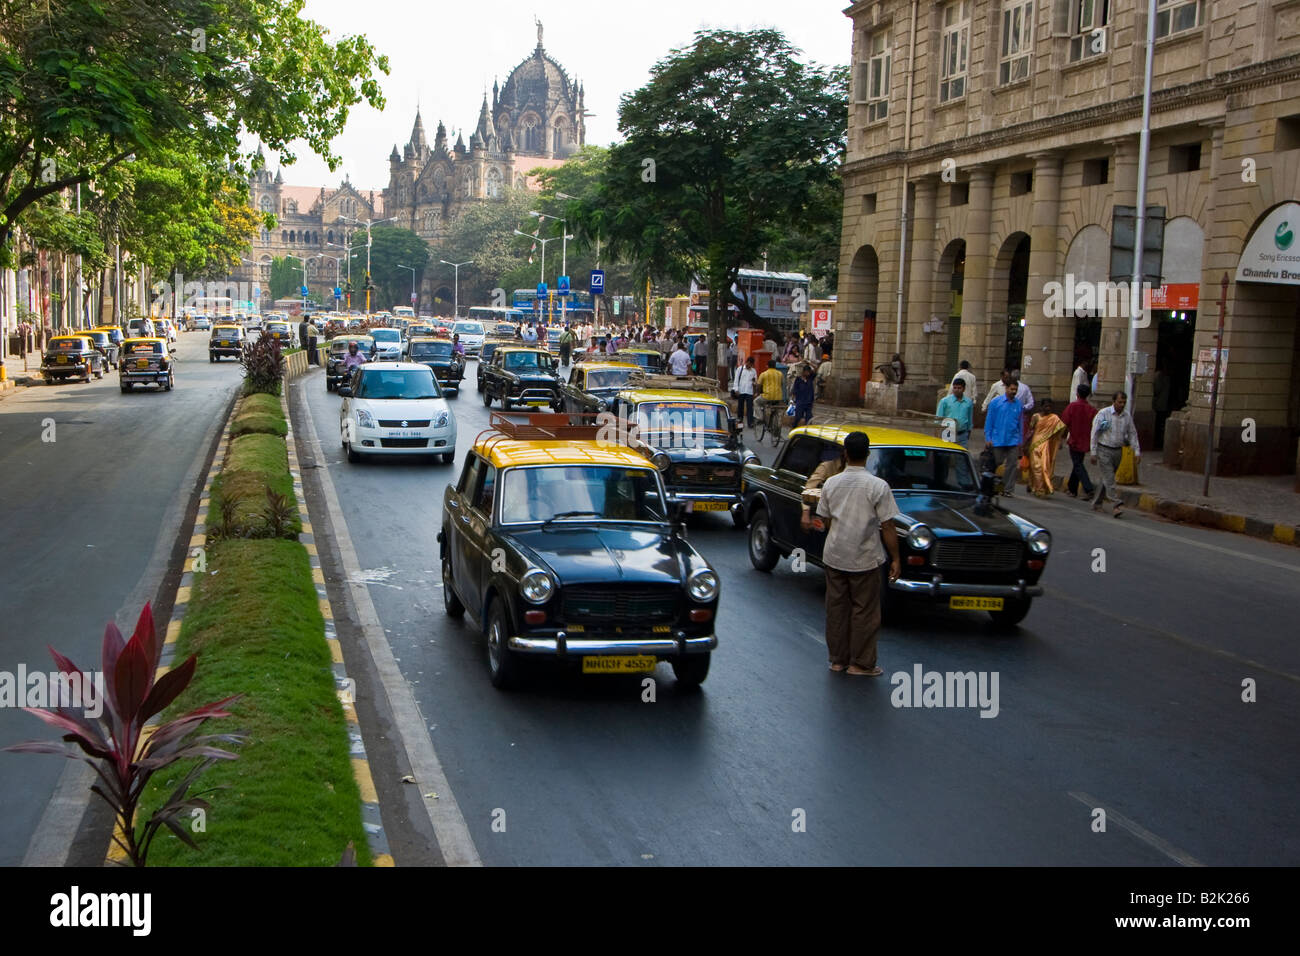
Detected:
[936,378,973,447]
[788,363,816,427]
[983,380,1024,496]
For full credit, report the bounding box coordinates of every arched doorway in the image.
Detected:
[845,244,880,399]
[936,239,967,380]
[432,285,455,317]
[992,232,1031,372]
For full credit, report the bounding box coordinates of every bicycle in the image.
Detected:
[756,399,785,447]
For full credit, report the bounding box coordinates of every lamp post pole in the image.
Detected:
[397,263,417,313]
[440,260,472,319]
[339,215,396,314]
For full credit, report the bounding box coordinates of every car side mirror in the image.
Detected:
[979,472,996,498]
[668,497,688,528]
[338,385,352,397]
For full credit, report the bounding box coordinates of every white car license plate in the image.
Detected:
[387,430,422,438]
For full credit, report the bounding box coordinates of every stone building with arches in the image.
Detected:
[837,0,1300,478]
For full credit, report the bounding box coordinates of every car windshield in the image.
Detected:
[370,329,401,343]
[620,352,659,368]
[454,322,483,335]
[868,447,979,493]
[410,342,453,359]
[332,338,372,352]
[213,327,241,336]
[354,368,439,400]
[586,368,636,390]
[504,351,546,370]
[49,339,86,351]
[126,342,163,355]
[408,326,435,337]
[494,324,516,336]
[635,401,729,447]
[499,466,667,524]
[267,324,289,333]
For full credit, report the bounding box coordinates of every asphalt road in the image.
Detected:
[299,361,1300,866]
[0,333,238,865]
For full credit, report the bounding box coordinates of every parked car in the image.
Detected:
[437,413,719,689]
[41,335,104,383]
[325,335,377,392]
[83,329,120,369]
[480,346,561,410]
[406,337,465,395]
[209,324,246,361]
[739,424,1051,627]
[608,387,754,528]
[338,362,456,463]
[452,320,486,358]
[119,337,174,392]
[558,361,640,416]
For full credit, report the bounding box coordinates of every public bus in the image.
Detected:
[466,306,527,328]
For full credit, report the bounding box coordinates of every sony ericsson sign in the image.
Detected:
[1236,202,1300,284]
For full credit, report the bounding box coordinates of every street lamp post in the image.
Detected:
[338,215,396,314]
[556,191,601,323]
[439,260,472,319]
[531,211,574,325]
[327,240,364,310]
[396,263,417,313]
[514,229,561,323]
[284,254,321,315]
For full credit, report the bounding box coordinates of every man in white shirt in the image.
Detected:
[668,342,692,376]
[733,356,758,428]
[1090,390,1140,517]
[802,337,819,365]
[953,360,976,397]
[522,324,538,344]
[982,367,1034,413]
[816,431,901,675]
[1070,359,1089,400]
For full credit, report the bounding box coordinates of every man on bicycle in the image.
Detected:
[756,361,785,436]
[787,363,816,429]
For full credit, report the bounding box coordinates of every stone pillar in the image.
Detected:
[905,175,939,383]
[958,165,997,400]
[1022,152,1064,404]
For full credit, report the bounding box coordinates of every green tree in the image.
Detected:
[577,29,845,354]
[365,226,428,313]
[270,257,300,301]
[435,185,535,310]
[0,0,388,256]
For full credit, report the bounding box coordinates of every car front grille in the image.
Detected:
[379,438,428,448]
[378,420,431,428]
[931,538,1023,571]
[670,465,738,488]
[562,586,679,624]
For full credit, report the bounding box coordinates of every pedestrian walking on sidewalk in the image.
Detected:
[1090,391,1140,517]
[1060,383,1097,498]
[815,431,901,676]
[984,380,1025,496]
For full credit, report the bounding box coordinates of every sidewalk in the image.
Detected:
[0,351,44,394]
[971,428,1300,546]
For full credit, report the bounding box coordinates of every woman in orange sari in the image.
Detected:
[1026,399,1067,497]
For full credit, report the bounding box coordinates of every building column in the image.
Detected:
[1022,152,1064,403]
[905,175,939,382]
[958,165,997,395]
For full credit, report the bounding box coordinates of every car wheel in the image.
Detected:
[95,366,103,380]
[345,441,362,464]
[326,379,334,392]
[166,372,174,391]
[989,597,1032,629]
[731,506,746,530]
[671,654,710,688]
[120,383,130,393]
[440,452,454,464]
[747,507,780,572]
[441,555,465,618]
[484,598,522,689]
[482,388,493,408]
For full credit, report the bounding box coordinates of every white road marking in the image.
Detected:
[1067,791,1204,866]
[297,384,482,867]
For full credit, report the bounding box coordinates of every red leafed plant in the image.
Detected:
[4,603,245,866]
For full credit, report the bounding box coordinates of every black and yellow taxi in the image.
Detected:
[438,413,720,689]
[90,327,124,367]
[558,361,640,416]
[476,335,516,392]
[325,334,376,391]
[41,335,104,383]
[208,323,245,362]
[739,424,1051,627]
[262,320,297,348]
[406,335,465,394]
[480,346,561,410]
[607,387,755,528]
[81,329,119,369]
[118,337,174,392]
[614,347,667,373]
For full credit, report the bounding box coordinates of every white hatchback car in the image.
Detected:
[339,362,456,464]
[368,327,403,361]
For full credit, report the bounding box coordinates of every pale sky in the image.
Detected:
[251,0,849,191]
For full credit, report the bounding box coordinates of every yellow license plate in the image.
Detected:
[57,356,67,364]
[137,358,149,367]
[949,596,1003,611]
[582,656,656,674]
[690,501,729,512]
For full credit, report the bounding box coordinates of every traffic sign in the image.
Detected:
[253,286,261,298]
[300,285,308,296]
[589,270,604,294]
[536,282,547,298]
[410,293,418,303]
[557,275,570,294]
[333,287,341,298]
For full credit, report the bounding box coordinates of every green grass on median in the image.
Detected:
[138,538,371,867]
[207,432,300,537]
[230,411,288,438]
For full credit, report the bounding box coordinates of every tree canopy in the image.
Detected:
[365,226,429,313]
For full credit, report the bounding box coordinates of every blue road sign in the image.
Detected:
[333,287,342,298]
[536,282,547,298]
[557,275,570,294]
[589,270,604,294]
[300,285,309,296]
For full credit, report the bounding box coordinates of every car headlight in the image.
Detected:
[520,569,554,604]
[596,399,608,411]
[1027,529,1051,555]
[356,408,375,428]
[651,451,671,471]
[433,411,450,428]
[906,524,935,550]
[688,568,719,602]
[741,450,759,467]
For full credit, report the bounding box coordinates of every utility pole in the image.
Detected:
[339,215,396,313]
[1126,0,1158,405]
[1202,274,1229,498]
[440,260,472,319]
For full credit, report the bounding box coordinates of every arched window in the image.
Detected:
[424,210,438,231]
[259,195,272,213]
[281,230,287,243]
[522,116,540,153]
[289,230,295,243]
[485,166,503,199]
[553,120,566,154]
[328,230,333,244]
[260,228,269,243]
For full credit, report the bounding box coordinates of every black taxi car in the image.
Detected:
[476,336,515,392]
[325,334,376,391]
[739,424,1051,627]
[41,335,104,383]
[480,346,561,410]
[119,337,174,392]
[606,386,756,528]
[438,413,720,689]
[558,361,640,416]
[614,347,667,373]
[209,323,245,362]
[86,328,121,368]
[406,336,465,395]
